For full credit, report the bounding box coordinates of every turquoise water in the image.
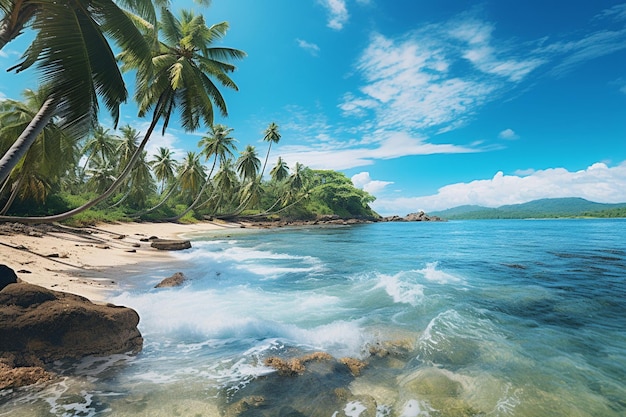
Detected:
[2,219,625,416]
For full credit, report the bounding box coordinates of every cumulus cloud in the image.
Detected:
[319,0,349,30]
[296,38,321,56]
[351,172,394,194]
[371,161,626,215]
[498,128,519,140]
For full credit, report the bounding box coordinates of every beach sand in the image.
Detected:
[0,220,245,303]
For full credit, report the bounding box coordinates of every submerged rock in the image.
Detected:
[0,281,143,368]
[155,272,187,288]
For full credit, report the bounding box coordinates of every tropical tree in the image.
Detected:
[0,0,151,185]
[0,89,77,213]
[126,150,156,208]
[117,125,140,168]
[235,145,261,183]
[86,157,117,194]
[150,146,178,193]
[0,6,245,223]
[270,156,289,183]
[176,151,206,204]
[211,158,239,212]
[81,125,119,175]
[168,123,237,220]
[260,122,280,178]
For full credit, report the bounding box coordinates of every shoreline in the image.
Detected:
[0,220,246,303]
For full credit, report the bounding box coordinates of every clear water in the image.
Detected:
[2,220,625,416]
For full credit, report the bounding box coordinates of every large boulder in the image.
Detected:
[0,281,143,367]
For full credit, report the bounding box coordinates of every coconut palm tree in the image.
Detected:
[81,125,119,176]
[117,125,140,168]
[150,146,177,193]
[0,88,77,213]
[270,156,289,183]
[0,7,244,223]
[0,0,151,185]
[177,151,206,205]
[260,122,280,179]
[236,145,261,184]
[126,150,156,208]
[168,124,237,220]
[211,157,239,212]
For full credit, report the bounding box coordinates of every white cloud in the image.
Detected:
[498,128,519,140]
[296,38,321,56]
[319,0,349,30]
[278,131,479,170]
[371,161,626,215]
[340,25,542,136]
[351,172,393,194]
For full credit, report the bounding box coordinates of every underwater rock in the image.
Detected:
[0,361,53,390]
[225,352,378,416]
[154,272,187,288]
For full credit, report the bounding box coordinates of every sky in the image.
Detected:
[1,0,625,215]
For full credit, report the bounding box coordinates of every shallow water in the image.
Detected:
[2,219,625,416]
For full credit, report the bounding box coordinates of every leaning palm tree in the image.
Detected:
[260,122,281,179]
[168,124,237,220]
[0,7,245,223]
[0,88,77,213]
[0,0,151,185]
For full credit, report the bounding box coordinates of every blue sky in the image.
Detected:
[1,0,626,215]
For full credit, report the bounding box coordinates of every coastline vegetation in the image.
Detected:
[0,1,377,226]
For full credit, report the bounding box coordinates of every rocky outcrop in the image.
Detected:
[150,239,192,251]
[155,272,187,288]
[383,211,443,222]
[0,281,143,368]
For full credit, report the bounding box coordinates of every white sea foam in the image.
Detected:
[417,262,463,284]
[374,273,425,306]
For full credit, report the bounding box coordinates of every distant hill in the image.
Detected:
[430,198,626,220]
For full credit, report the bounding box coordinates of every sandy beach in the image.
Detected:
[0,220,245,303]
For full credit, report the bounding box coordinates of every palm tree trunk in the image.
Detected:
[0,94,58,185]
[0,113,160,223]
[0,175,24,215]
[260,142,272,179]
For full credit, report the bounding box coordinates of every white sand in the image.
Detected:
[0,220,245,302]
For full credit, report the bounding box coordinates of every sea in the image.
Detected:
[1,219,625,416]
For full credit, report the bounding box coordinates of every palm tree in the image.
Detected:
[177,151,206,204]
[236,145,261,183]
[168,123,237,220]
[0,7,244,223]
[260,122,281,179]
[81,125,119,175]
[126,150,156,208]
[0,0,151,185]
[117,125,140,168]
[0,88,77,213]
[211,158,239,212]
[86,157,117,194]
[150,147,177,193]
[270,157,289,183]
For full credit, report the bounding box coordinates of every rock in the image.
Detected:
[150,239,192,251]
[46,253,60,258]
[0,265,18,291]
[0,361,53,390]
[0,282,143,367]
[382,211,443,222]
[155,272,187,288]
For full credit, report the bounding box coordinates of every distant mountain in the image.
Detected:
[430,198,626,219]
